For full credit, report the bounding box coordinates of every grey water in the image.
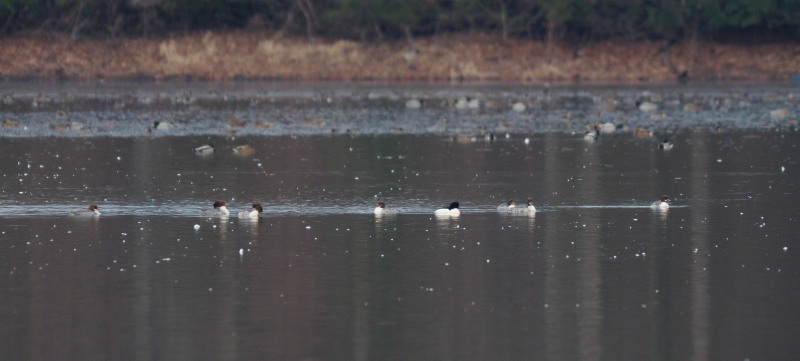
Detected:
[1,83,799,361]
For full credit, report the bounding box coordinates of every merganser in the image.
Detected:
[374,201,398,215]
[659,138,674,150]
[526,198,536,213]
[434,202,461,216]
[69,204,101,216]
[200,200,230,217]
[238,203,263,218]
[497,200,516,212]
[651,196,670,210]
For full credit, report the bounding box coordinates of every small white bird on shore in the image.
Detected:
[637,101,658,112]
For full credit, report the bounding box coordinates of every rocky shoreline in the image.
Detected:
[0,31,798,83]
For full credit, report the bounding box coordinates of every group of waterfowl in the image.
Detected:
[197,201,263,218]
[67,196,671,218]
[191,143,256,156]
[581,122,674,150]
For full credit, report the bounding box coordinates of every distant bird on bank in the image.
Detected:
[636,101,658,112]
[405,99,422,109]
[454,97,480,109]
[770,108,789,118]
[2,120,19,128]
[50,122,86,131]
[597,122,618,134]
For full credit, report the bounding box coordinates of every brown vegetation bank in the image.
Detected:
[1,31,797,83]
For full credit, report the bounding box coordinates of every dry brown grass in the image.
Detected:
[0,30,796,82]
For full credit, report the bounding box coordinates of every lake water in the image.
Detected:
[1,83,799,360]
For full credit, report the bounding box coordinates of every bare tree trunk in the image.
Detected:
[301,0,318,24]
[374,22,383,42]
[403,24,415,49]
[107,1,122,39]
[546,20,555,63]
[658,40,677,74]
[402,24,417,69]
[70,0,87,41]
[1,11,16,34]
[296,0,316,41]
[500,1,508,41]
[273,3,297,40]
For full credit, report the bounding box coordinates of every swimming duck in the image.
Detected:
[526,198,536,213]
[69,204,101,216]
[659,138,674,150]
[194,144,215,155]
[238,203,263,218]
[497,200,516,212]
[374,201,398,215]
[511,102,526,112]
[233,144,255,156]
[633,128,653,138]
[200,200,230,217]
[501,198,536,215]
[651,196,670,210]
[150,121,174,130]
[226,117,248,128]
[434,202,461,216]
[584,126,599,141]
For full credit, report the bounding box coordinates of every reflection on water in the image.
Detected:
[1,85,800,360]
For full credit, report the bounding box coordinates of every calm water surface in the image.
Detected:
[1,83,799,361]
